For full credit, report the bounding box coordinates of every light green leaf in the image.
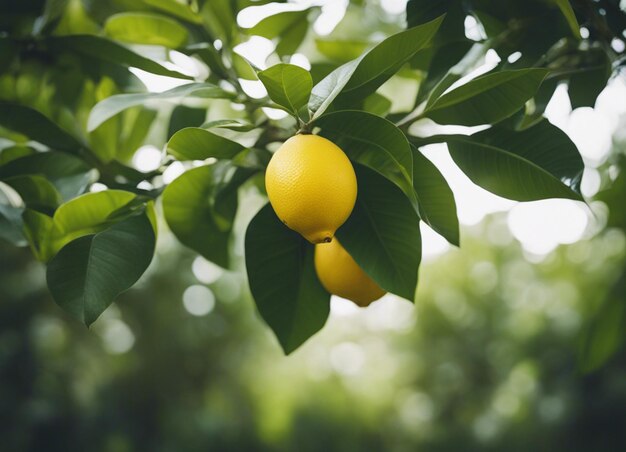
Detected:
[88,83,232,132]
[104,12,188,48]
[315,39,369,63]
[337,165,421,301]
[309,16,443,118]
[245,204,330,354]
[411,146,459,245]
[258,63,312,118]
[315,110,417,212]
[446,120,584,201]
[46,213,155,326]
[424,68,549,126]
[167,127,245,161]
[40,190,137,261]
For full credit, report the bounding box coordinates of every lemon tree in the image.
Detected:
[1,0,624,354]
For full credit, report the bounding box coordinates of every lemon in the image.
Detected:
[265,134,357,243]
[314,239,386,307]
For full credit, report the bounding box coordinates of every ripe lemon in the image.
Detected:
[314,239,386,307]
[265,134,357,243]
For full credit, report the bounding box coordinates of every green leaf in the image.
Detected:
[0,145,36,165]
[118,107,158,162]
[0,151,93,200]
[41,190,137,261]
[337,165,421,301]
[0,200,26,247]
[245,9,308,38]
[142,0,202,24]
[47,35,192,80]
[446,120,584,201]
[162,164,251,268]
[553,0,581,39]
[309,16,443,118]
[315,110,417,212]
[167,127,245,161]
[2,175,62,214]
[232,52,258,80]
[258,64,312,118]
[245,204,330,354]
[104,12,188,48]
[88,83,232,132]
[168,105,206,138]
[362,93,392,117]
[411,147,459,245]
[424,68,549,126]
[46,213,155,326]
[315,39,369,63]
[0,103,84,153]
[22,208,54,259]
[406,0,467,44]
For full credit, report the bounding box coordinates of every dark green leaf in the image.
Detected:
[162,164,249,268]
[258,63,312,118]
[47,35,192,80]
[245,204,330,354]
[315,110,417,211]
[167,127,245,161]
[411,147,459,245]
[337,165,421,301]
[424,68,549,126]
[168,105,206,138]
[46,213,155,326]
[104,12,188,47]
[2,175,61,214]
[553,0,581,39]
[446,120,584,201]
[0,103,84,153]
[310,16,443,118]
[0,151,93,200]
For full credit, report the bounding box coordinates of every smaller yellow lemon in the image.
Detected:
[265,134,357,243]
[314,239,386,307]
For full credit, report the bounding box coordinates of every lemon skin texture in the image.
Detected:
[265,134,357,244]
[314,239,386,307]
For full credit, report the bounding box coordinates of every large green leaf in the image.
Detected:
[309,16,443,118]
[245,204,330,354]
[37,190,137,261]
[47,35,192,80]
[104,12,188,48]
[258,63,312,119]
[88,83,232,132]
[411,147,459,245]
[46,213,155,326]
[424,68,549,126]
[315,110,417,211]
[337,165,421,301]
[0,151,93,200]
[162,164,250,268]
[166,127,245,161]
[0,103,84,153]
[244,8,310,56]
[446,120,584,201]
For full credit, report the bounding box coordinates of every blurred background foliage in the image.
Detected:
[2,0,626,450]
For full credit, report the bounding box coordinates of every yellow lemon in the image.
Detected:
[314,239,386,307]
[265,134,357,243]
